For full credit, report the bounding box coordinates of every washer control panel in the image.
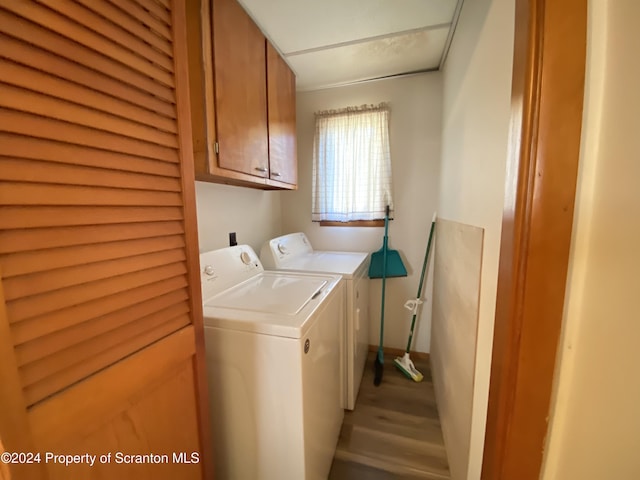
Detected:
[200,245,263,300]
[260,232,313,269]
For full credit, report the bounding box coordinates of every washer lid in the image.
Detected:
[203,271,341,338]
[206,273,327,315]
[276,251,369,278]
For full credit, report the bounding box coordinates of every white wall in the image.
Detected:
[282,72,442,352]
[195,181,282,254]
[436,0,514,478]
[542,1,640,478]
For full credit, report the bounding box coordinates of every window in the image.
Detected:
[312,103,393,223]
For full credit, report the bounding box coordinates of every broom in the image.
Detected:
[369,206,407,386]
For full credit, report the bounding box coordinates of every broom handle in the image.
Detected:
[405,213,436,353]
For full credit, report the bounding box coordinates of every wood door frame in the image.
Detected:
[482,0,587,479]
[171,3,214,479]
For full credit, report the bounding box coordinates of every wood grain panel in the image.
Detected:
[76,0,172,56]
[0,441,11,480]
[6,263,187,323]
[0,111,178,162]
[482,0,587,478]
[43,359,201,479]
[213,0,269,177]
[0,84,178,148]
[0,206,184,230]
[0,12,175,102]
[0,134,180,176]
[430,219,483,480]
[134,0,171,26]
[1,235,185,278]
[4,249,186,301]
[23,314,190,406]
[1,61,176,133]
[1,0,210,473]
[0,183,182,207]
[3,2,174,87]
[185,0,212,173]
[0,33,176,118]
[28,327,196,450]
[170,1,214,475]
[108,0,172,41]
[0,222,185,254]
[37,0,174,72]
[15,290,189,365]
[0,159,181,193]
[0,270,47,480]
[267,42,297,185]
[11,277,189,345]
[20,305,190,388]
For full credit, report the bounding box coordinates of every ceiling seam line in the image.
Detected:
[438,0,466,69]
[283,23,452,57]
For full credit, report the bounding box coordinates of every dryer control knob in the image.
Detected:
[277,243,287,254]
[240,251,252,265]
[203,265,215,276]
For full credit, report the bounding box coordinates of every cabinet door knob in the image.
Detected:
[254,167,268,173]
[271,172,281,177]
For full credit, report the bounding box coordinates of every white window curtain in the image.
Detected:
[312,103,393,222]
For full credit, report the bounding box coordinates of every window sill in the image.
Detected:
[319,220,384,227]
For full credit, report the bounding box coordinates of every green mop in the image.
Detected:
[394,212,436,382]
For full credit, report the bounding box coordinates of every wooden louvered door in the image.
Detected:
[0,1,211,479]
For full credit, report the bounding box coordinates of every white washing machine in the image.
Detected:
[260,232,370,410]
[200,245,344,480]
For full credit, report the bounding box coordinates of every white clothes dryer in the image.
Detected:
[260,232,370,410]
[200,245,344,480]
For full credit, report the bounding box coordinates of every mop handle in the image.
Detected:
[405,213,436,353]
[416,213,436,300]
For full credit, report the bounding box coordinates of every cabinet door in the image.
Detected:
[266,42,298,185]
[0,2,211,479]
[213,0,269,178]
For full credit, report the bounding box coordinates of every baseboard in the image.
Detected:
[368,344,430,361]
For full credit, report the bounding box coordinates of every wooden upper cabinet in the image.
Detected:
[213,0,269,179]
[267,42,297,186]
[187,0,297,190]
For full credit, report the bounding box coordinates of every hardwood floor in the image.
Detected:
[329,352,450,479]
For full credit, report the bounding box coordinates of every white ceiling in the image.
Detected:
[238,0,464,91]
